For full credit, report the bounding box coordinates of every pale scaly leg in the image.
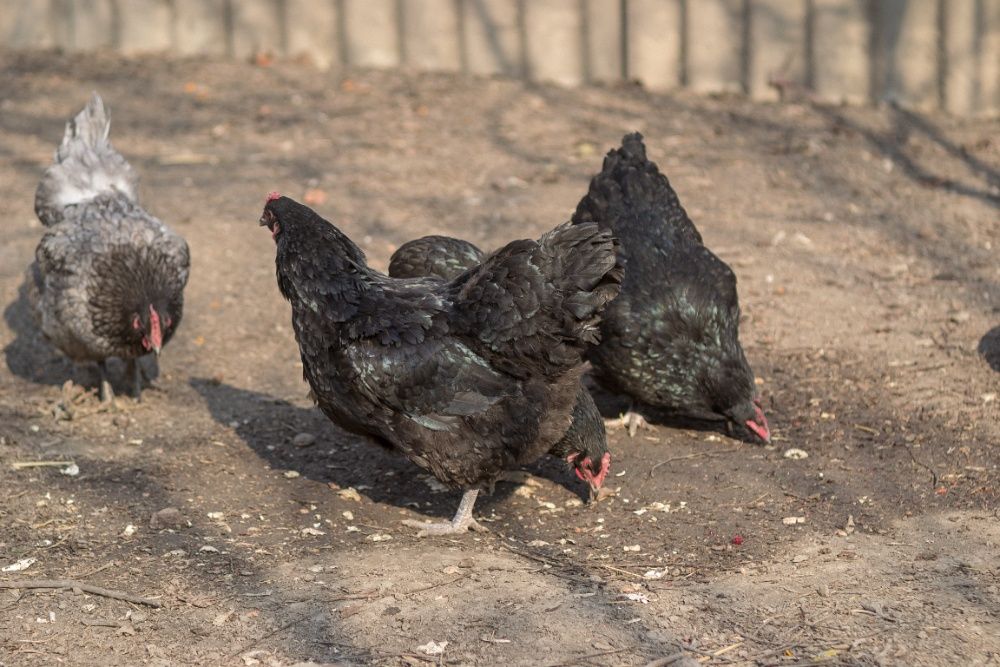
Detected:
[97,360,115,407]
[402,489,488,537]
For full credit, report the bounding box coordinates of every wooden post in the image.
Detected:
[342,0,400,67]
[812,0,870,104]
[118,0,173,54]
[524,0,584,85]
[403,0,461,71]
[583,0,624,83]
[687,0,745,93]
[174,0,228,56]
[231,0,284,59]
[625,0,682,89]
[286,0,339,69]
[748,0,807,100]
[874,0,939,109]
[0,0,54,48]
[460,0,523,76]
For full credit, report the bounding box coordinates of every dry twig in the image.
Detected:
[0,579,161,608]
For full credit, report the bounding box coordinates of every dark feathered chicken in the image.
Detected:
[28,94,189,402]
[387,235,484,282]
[389,235,611,499]
[572,133,770,443]
[262,195,621,535]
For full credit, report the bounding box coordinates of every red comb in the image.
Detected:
[266,191,281,202]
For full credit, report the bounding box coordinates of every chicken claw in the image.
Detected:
[622,409,649,437]
[604,406,649,437]
[403,489,488,537]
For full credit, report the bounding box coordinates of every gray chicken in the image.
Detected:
[28,93,190,402]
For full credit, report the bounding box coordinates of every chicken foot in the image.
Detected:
[402,489,488,537]
[97,360,115,406]
[603,402,649,437]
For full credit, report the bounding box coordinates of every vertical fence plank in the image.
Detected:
[461,0,522,76]
[342,0,399,67]
[812,0,869,104]
[70,0,114,50]
[118,0,173,53]
[0,0,54,48]
[982,0,1000,115]
[749,0,806,100]
[584,0,623,82]
[874,0,939,109]
[231,0,283,59]
[687,0,744,93]
[174,0,228,55]
[524,0,583,85]
[626,0,682,89]
[403,0,461,71]
[287,0,339,69]
[944,0,977,115]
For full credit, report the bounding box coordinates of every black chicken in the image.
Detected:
[261,195,621,535]
[389,235,612,500]
[572,133,769,442]
[28,93,189,402]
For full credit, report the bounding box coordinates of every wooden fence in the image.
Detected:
[1,0,998,116]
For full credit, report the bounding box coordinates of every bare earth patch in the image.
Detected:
[0,52,997,666]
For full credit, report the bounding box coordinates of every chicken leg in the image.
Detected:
[402,489,488,537]
[127,358,143,401]
[97,360,114,406]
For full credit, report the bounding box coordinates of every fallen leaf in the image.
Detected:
[303,189,327,206]
[2,557,37,572]
[416,641,448,656]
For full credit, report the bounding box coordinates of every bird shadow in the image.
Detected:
[3,274,77,386]
[3,273,159,393]
[190,378,590,520]
[979,326,1000,373]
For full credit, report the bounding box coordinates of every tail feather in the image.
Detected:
[35,93,139,226]
[573,131,702,244]
[452,222,622,379]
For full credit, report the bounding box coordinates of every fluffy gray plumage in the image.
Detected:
[28,94,189,396]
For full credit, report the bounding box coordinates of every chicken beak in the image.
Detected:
[588,483,600,503]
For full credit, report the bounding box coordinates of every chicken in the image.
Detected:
[261,195,621,535]
[389,235,612,499]
[28,93,189,402]
[387,235,484,282]
[572,133,770,443]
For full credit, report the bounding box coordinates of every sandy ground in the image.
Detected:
[0,51,998,667]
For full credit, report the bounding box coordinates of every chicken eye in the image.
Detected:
[132,314,142,330]
[164,316,173,328]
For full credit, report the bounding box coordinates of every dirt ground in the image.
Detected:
[0,51,998,667]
